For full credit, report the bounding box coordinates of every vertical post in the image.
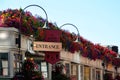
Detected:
[48,63,52,80]
[115,66,118,78]
[9,52,14,77]
[102,62,105,80]
[78,65,81,80]
[18,11,22,72]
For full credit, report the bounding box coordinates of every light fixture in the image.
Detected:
[21,4,48,29]
[0,31,9,39]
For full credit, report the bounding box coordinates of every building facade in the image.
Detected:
[0,27,120,80]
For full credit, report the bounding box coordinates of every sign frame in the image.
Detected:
[33,41,62,52]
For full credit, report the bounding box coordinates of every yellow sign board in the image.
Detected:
[33,41,62,52]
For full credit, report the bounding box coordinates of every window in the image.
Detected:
[71,65,73,74]
[84,66,91,80]
[71,64,78,80]
[80,66,83,80]
[34,60,48,78]
[92,69,95,80]
[41,62,48,78]
[0,53,8,76]
[71,64,77,75]
[65,63,70,77]
[14,54,22,72]
[96,70,101,80]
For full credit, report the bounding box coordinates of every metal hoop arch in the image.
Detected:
[19,4,48,32]
[60,23,80,42]
[60,23,80,37]
[22,4,48,22]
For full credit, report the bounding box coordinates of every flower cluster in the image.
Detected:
[12,58,44,80]
[61,30,117,63]
[0,9,119,67]
[112,58,120,67]
[22,58,35,71]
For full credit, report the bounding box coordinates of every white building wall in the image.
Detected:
[60,50,80,63]
[0,27,18,49]
[0,27,18,78]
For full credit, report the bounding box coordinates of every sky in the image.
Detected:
[0,0,120,52]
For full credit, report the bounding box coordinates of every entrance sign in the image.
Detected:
[33,42,62,52]
[33,29,62,64]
